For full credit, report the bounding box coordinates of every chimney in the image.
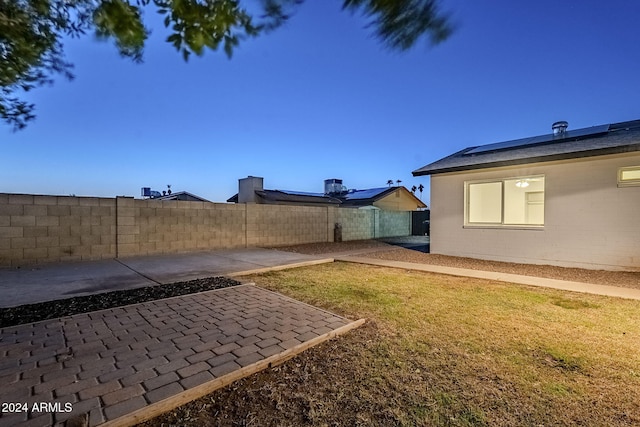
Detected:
[238,176,263,203]
[552,121,568,137]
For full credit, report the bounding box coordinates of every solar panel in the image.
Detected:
[342,188,388,200]
[465,124,610,155]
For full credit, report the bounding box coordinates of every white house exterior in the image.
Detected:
[413,119,640,271]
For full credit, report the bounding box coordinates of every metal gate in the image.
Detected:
[411,210,430,236]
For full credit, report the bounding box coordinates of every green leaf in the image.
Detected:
[223,37,233,58]
[167,33,180,43]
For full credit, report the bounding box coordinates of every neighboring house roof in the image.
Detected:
[226,190,341,205]
[340,187,424,208]
[343,187,392,201]
[153,191,211,202]
[227,186,426,208]
[257,190,342,205]
[413,119,640,176]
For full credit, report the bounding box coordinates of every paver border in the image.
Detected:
[100,318,366,427]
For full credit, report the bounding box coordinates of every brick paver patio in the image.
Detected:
[0,285,359,426]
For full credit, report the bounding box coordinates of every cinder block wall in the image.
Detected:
[117,198,247,257]
[335,209,374,240]
[0,194,116,266]
[378,211,411,237]
[0,194,412,267]
[247,205,330,247]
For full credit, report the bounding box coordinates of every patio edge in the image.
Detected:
[100,317,366,427]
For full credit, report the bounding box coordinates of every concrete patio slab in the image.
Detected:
[0,284,363,427]
[0,249,333,308]
[0,260,157,308]
[118,248,331,283]
[118,251,263,283]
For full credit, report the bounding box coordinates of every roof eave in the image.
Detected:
[413,144,640,176]
[341,199,376,206]
[259,190,341,205]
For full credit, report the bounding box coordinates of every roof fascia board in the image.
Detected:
[414,144,640,176]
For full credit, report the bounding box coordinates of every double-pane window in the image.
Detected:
[466,176,545,226]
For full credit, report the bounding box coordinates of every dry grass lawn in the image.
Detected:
[143,262,640,426]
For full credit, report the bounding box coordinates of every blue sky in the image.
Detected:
[2,0,639,204]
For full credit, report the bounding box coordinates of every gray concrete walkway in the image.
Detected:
[0,284,362,427]
[0,249,332,308]
[336,255,640,301]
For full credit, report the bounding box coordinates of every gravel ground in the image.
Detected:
[0,277,241,328]
[276,240,640,290]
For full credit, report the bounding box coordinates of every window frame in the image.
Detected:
[465,180,503,225]
[618,166,640,187]
[464,175,545,229]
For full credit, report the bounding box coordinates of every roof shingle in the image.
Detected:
[413,119,640,176]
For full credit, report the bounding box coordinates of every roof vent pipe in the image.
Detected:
[552,121,568,136]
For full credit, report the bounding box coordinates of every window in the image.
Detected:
[465,176,545,226]
[467,182,502,223]
[618,166,640,187]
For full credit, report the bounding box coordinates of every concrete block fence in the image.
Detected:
[0,193,412,267]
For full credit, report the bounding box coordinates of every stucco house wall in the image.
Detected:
[430,152,640,270]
